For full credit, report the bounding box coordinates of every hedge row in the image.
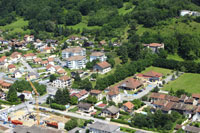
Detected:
[50,103,66,110]
[119,111,130,115]
[94,115,106,120]
[0,99,20,105]
[111,118,130,125]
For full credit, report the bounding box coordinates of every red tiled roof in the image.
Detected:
[10,52,22,58]
[119,77,143,89]
[153,100,168,106]
[24,53,35,57]
[79,89,88,96]
[8,64,16,69]
[123,101,134,110]
[165,95,179,102]
[96,61,111,69]
[0,56,6,62]
[91,52,104,57]
[44,47,52,50]
[48,57,54,62]
[22,90,32,94]
[59,75,70,81]
[66,56,85,61]
[192,94,200,99]
[46,64,54,69]
[107,86,119,96]
[41,60,48,64]
[1,82,12,87]
[57,69,66,74]
[98,103,107,108]
[144,71,163,78]
[185,98,194,104]
[150,93,166,100]
[90,90,102,94]
[149,43,163,47]
[33,58,42,63]
[197,106,200,113]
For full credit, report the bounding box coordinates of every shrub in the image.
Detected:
[50,103,66,110]
[111,119,130,125]
[94,115,105,120]
[119,111,130,115]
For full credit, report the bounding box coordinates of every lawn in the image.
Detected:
[142,66,173,76]
[162,73,200,93]
[167,54,184,62]
[0,18,30,34]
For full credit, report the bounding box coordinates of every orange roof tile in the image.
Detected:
[96,61,111,69]
[123,101,134,110]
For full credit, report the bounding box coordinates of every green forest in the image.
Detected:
[0,0,200,60]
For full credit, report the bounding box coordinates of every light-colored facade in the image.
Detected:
[90,52,107,62]
[66,56,87,69]
[62,46,86,59]
[52,76,72,88]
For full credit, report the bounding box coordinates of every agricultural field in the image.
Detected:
[141,66,173,76]
[162,73,200,93]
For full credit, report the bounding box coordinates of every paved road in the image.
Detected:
[21,60,36,73]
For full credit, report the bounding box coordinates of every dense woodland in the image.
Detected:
[0,0,200,61]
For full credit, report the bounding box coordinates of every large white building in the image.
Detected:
[66,56,87,69]
[62,46,86,59]
[52,75,72,88]
[90,52,107,62]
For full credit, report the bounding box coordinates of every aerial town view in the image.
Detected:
[0,0,200,133]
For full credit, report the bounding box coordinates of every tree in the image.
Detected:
[171,74,175,81]
[70,96,78,105]
[74,72,81,82]
[65,118,78,131]
[87,95,97,104]
[65,10,82,25]
[50,74,56,82]
[169,88,175,96]
[152,86,160,93]
[54,89,63,105]
[63,88,70,104]
[79,79,93,91]
[7,87,18,102]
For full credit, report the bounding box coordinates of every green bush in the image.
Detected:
[119,111,130,115]
[111,119,130,125]
[94,115,105,120]
[120,127,136,133]
[50,103,66,110]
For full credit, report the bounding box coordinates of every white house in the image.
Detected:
[24,35,34,42]
[93,61,111,74]
[101,106,120,119]
[62,46,86,59]
[90,90,103,101]
[77,102,94,113]
[10,52,22,62]
[22,90,33,100]
[180,10,200,16]
[13,70,23,78]
[52,75,72,88]
[143,43,164,53]
[106,87,121,105]
[66,56,87,70]
[90,52,107,62]
[46,64,56,74]
[23,53,36,60]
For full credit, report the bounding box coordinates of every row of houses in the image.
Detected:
[150,93,200,120]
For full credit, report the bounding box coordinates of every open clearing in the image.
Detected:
[162,73,200,93]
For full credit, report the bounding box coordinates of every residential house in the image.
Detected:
[42,46,53,53]
[27,72,39,80]
[24,35,34,42]
[122,101,134,112]
[0,56,7,65]
[70,90,89,101]
[93,61,111,74]
[180,10,200,17]
[8,64,16,73]
[54,66,66,75]
[99,40,106,46]
[62,46,86,59]
[118,77,143,91]
[192,106,200,121]
[66,56,87,69]
[71,70,85,78]
[68,127,85,133]
[101,105,120,119]
[185,98,197,105]
[136,71,163,82]
[0,80,12,89]
[41,60,48,66]
[33,58,42,64]
[23,53,36,60]
[143,43,164,53]
[88,122,121,133]
[52,75,72,88]
[22,90,33,100]
[90,90,103,101]
[179,95,188,103]
[149,93,167,102]
[153,100,168,109]
[47,57,54,65]
[77,102,94,113]
[46,64,56,74]
[106,87,121,104]
[10,52,22,61]
[90,52,107,62]
[192,94,200,101]
[13,69,23,78]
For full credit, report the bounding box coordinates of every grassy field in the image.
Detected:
[162,73,200,93]
[142,66,173,76]
[136,18,200,36]
[0,18,30,34]
[167,54,184,62]
[68,16,100,31]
